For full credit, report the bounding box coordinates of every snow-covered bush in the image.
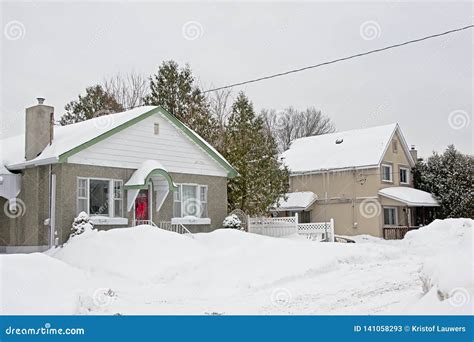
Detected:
[222,214,241,229]
[71,211,94,238]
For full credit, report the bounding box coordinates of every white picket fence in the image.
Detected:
[248,214,335,242]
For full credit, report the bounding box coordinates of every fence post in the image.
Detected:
[294,213,299,235]
[329,218,335,242]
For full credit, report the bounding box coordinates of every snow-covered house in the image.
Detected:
[0,99,236,253]
[276,123,439,239]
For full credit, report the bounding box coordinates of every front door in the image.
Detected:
[135,189,149,222]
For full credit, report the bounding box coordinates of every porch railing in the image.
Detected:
[133,220,194,238]
[383,226,420,240]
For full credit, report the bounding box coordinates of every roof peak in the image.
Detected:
[292,123,398,144]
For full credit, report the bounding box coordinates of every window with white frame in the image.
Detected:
[399,167,410,184]
[76,178,123,217]
[173,184,208,218]
[383,207,398,226]
[381,164,393,182]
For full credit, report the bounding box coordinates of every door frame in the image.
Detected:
[133,184,153,224]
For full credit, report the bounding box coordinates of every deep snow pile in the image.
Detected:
[402,219,473,314]
[0,253,86,314]
[0,219,472,315]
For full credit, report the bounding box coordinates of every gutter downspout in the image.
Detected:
[48,165,56,248]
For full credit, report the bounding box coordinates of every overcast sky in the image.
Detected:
[1,0,472,157]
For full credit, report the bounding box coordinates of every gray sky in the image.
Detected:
[1,0,472,158]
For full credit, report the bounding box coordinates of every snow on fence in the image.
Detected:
[248,214,335,242]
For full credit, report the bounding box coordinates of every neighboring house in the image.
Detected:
[275,123,439,239]
[0,99,236,253]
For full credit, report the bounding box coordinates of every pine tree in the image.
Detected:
[144,60,219,144]
[59,85,124,125]
[224,92,289,215]
[414,145,473,218]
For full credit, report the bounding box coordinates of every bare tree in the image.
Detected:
[103,71,148,110]
[207,88,233,150]
[261,107,335,152]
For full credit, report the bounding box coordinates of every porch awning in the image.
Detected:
[125,160,177,191]
[271,191,318,211]
[378,187,439,207]
[125,160,177,212]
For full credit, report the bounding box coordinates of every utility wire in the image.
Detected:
[203,24,473,93]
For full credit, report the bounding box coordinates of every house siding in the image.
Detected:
[67,113,227,177]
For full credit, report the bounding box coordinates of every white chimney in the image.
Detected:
[25,98,54,160]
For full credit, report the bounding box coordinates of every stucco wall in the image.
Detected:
[288,132,414,237]
[0,165,51,250]
[1,163,228,250]
[153,172,228,233]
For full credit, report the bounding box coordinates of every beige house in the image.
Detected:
[275,123,439,239]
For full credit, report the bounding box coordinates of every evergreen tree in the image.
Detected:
[414,145,473,218]
[59,85,124,125]
[224,92,289,215]
[144,60,218,143]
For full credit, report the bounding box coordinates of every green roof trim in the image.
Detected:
[157,108,238,178]
[124,168,178,191]
[58,106,237,178]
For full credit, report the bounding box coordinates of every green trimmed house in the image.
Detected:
[0,99,236,253]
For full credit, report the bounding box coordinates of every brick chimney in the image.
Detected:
[25,98,54,160]
[409,145,418,163]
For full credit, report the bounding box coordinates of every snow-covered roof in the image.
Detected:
[281,123,414,173]
[378,187,439,207]
[272,191,318,211]
[0,106,236,177]
[1,106,157,170]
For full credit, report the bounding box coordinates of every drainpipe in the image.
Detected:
[47,165,56,248]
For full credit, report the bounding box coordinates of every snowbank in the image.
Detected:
[2,219,471,315]
[52,225,207,283]
[0,253,86,314]
[403,219,473,314]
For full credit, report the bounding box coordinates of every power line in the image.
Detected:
[203,24,473,93]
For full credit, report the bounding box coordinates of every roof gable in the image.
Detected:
[281,123,413,173]
[3,106,236,177]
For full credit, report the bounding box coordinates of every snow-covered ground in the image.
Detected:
[1,219,472,315]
